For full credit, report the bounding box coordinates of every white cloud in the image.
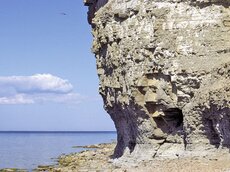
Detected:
[0,94,34,104]
[0,74,73,94]
[0,74,81,105]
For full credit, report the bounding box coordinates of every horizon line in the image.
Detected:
[0,130,117,133]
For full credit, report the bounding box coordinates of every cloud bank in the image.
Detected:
[0,74,81,104]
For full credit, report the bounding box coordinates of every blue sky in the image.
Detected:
[0,0,115,131]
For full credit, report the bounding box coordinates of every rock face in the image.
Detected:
[85,0,230,159]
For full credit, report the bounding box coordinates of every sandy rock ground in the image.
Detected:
[34,143,230,172]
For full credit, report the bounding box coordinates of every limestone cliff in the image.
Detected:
[85,0,230,159]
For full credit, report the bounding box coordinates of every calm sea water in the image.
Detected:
[0,131,116,170]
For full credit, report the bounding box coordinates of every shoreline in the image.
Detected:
[36,142,230,172]
[0,131,116,172]
[2,142,230,172]
[35,142,117,172]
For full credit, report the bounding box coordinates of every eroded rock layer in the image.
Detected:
[85,0,230,159]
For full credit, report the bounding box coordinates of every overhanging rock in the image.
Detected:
[85,0,230,159]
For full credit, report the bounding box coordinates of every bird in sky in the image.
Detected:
[60,12,67,15]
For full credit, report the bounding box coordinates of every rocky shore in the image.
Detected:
[1,142,230,172]
[0,169,27,172]
[32,142,230,172]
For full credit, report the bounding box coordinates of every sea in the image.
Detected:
[0,131,116,170]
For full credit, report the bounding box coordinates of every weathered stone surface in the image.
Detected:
[35,142,230,172]
[85,0,230,159]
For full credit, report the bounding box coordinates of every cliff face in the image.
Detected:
[85,0,230,159]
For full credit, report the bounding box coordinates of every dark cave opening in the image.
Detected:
[163,108,184,128]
